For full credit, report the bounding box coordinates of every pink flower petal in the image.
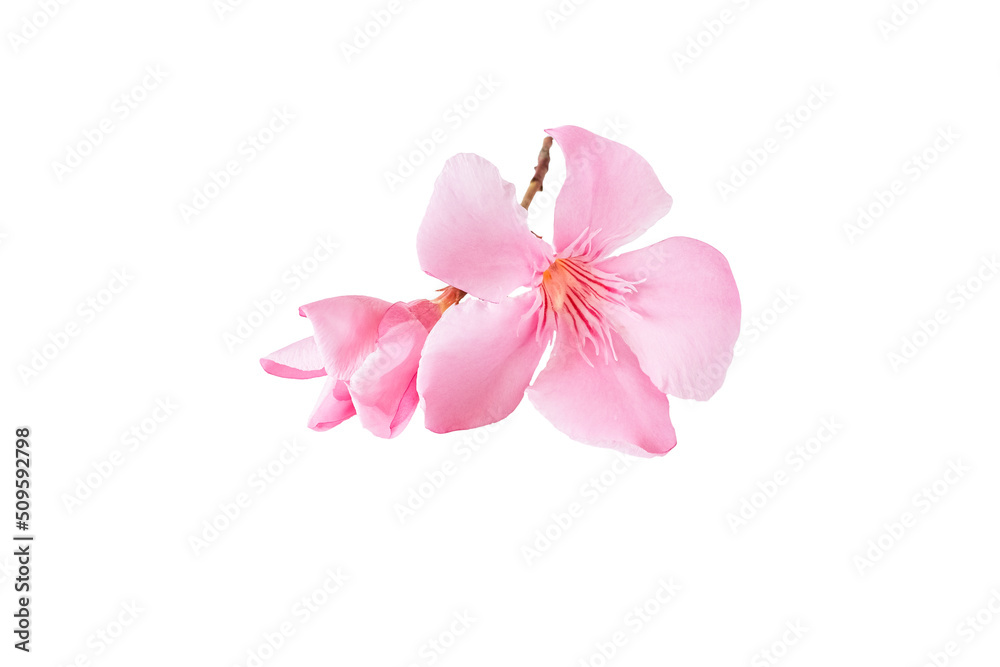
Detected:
[299,296,393,379]
[547,126,673,259]
[405,298,442,332]
[389,375,420,435]
[526,332,677,457]
[260,336,326,379]
[597,237,741,400]
[417,153,552,302]
[349,303,428,439]
[417,293,547,433]
[308,377,356,431]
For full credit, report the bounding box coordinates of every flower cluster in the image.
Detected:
[262,126,741,456]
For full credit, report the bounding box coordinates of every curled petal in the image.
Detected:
[547,125,673,260]
[350,303,428,438]
[405,298,442,332]
[299,296,393,379]
[417,153,552,302]
[260,336,326,379]
[308,378,356,431]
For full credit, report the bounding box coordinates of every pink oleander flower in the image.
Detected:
[415,126,741,456]
[261,295,444,438]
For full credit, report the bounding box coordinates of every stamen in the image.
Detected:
[535,256,635,362]
[561,226,605,262]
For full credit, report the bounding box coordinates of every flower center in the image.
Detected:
[535,257,636,360]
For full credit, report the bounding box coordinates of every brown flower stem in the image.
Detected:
[432,285,466,313]
[520,136,553,210]
[435,135,552,311]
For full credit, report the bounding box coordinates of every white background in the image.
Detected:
[2,0,999,665]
